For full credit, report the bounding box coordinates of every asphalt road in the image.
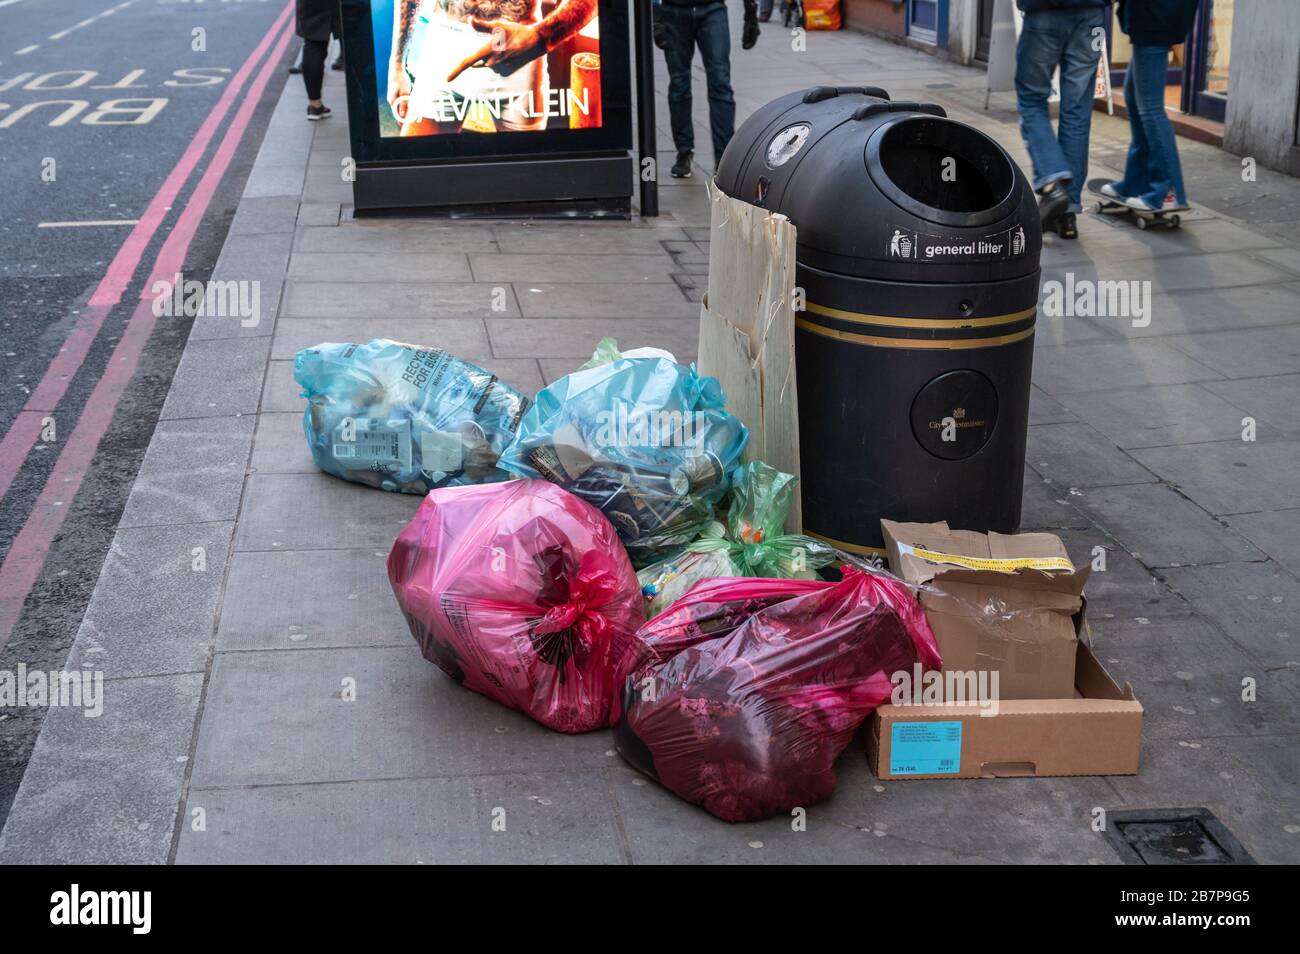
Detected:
[0,0,296,826]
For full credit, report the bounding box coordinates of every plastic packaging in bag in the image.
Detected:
[615,568,941,821]
[498,348,748,568]
[578,337,678,371]
[388,479,643,733]
[637,461,835,615]
[294,340,529,494]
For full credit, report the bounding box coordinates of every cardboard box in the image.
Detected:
[881,520,1090,700]
[868,642,1143,779]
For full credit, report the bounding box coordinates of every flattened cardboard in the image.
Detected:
[868,642,1143,779]
[882,519,1088,700]
[697,180,802,532]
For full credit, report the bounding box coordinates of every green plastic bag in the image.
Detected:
[636,461,835,616]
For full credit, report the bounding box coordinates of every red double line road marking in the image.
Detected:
[0,4,296,648]
[0,0,294,509]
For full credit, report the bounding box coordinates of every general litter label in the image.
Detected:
[890,721,963,775]
[887,224,1027,262]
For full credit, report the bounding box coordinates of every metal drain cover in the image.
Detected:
[1103,808,1255,865]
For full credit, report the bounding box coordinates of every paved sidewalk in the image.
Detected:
[2,15,1298,864]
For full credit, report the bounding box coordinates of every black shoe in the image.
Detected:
[331,54,345,72]
[307,104,332,121]
[289,44,304,75]
[1055,212,1078,240]
[1038,181,1069,229]
[670,150,693,179]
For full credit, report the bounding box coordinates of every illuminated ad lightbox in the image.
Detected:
[342,0,632,170]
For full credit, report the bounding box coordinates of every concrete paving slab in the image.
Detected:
[493,225,689,255]
[1105,735,1300,865]
[233,473,417,551]
[271,317,490,360]
[160,336,271,421]
[1164,322,1300,379]
[1253,245,1300,277]
[821,757,1123,865]
[228,195,299,236]
[1039,218,1282,268]
[288,251,473,283]
[1054,526,1179,614]
[282,281,516,319]
[295,222,499,254]
[1028,386,1078,425]
[1227,509,1300,577]
[493,318,700,360]
[177,771,626,864]
[249,412,315,474]
[1097,283,1300,340]
[118,416,254,530]
[470,254,676,284]
[243,162,309,199]
[1070,483,1266,569]
[514,282,697,319]
[1026,423,1156,488]
[1086,613,1300,740]
[260,359,304,412]
[1054,383,1279,449]
[1129,439,1300,515]
[187,276,282,341]
[297,202,341,227]
[1032,340,1224,395]
[211,229,295,284]
[1203,373,1300,436]
[65,521,233,678]
[0,673,204,864]
[1160,560,1300,669]
[190,646,614,788]
[217,547,406,652]
[1019,466,1094,530]
[1040,252,1291,297]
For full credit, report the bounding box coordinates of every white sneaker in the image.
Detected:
[1124,192,1188,213]
[1098,181,1126,201]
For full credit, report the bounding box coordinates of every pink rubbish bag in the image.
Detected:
[388,479,644,733]
[615,567,941,821]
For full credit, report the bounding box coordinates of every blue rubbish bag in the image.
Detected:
[498,348,748,568]
[294,340,529,494]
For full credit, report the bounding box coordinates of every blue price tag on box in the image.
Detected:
[890,721,962,776]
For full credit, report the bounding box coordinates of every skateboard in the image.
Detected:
[1086,178,1182,230]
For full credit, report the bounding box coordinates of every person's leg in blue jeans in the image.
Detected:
[1124,45,1187,208]
[694,2,736,168]
[1015,12,1072,198]
[660,4,697,158]
[1055,11,1105,213]
[1113,62,1152,198]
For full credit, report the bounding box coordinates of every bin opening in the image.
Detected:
[876,118,1014,215]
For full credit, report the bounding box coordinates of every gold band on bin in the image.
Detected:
[805,301,1037,330]
[796,316,1036,350]
[805,530,887,557]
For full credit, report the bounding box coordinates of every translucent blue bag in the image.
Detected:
[498,348,748,568]
[294,340,529,494]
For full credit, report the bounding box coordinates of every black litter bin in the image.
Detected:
[716,86,1041,554]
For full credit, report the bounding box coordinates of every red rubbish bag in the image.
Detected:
[615,567,941,821]
[388,479,644,733]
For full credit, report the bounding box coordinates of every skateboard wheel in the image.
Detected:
[1135,216,1148,230]
[1170,215,1181,227]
